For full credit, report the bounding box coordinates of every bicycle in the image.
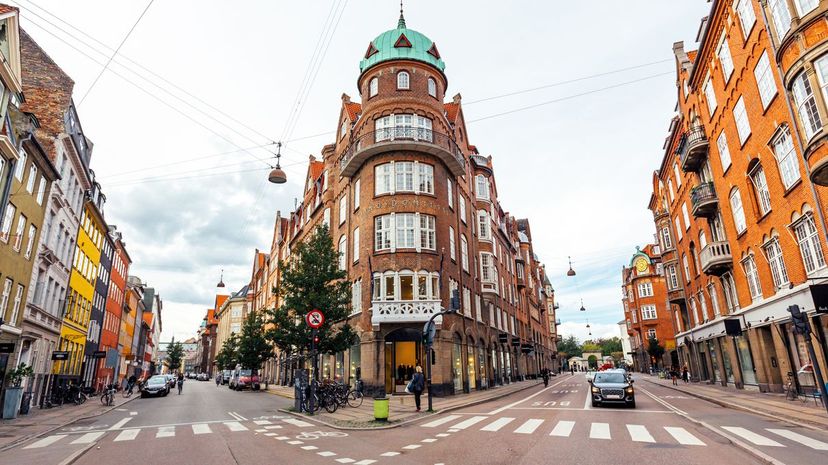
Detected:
[101,384,116,406]
[301,381,338,414]
[346,380,364,408]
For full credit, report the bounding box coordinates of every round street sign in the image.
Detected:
[306,309,325,329]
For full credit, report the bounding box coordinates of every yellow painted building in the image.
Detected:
[54,204,103,380]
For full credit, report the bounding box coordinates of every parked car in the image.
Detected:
[229,369,261,391]
[222,370,231,385]
[141,375,170,398]
[164,374,176,388]
[589,371,635,408]
[197,373,208,381]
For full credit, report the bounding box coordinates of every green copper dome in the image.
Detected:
[359,14,445,75]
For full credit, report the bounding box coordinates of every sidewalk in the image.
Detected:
[642,375,828,430]
[266,376,551,429]
[0,393,137,451]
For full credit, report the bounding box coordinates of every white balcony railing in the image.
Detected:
[371,300,442,326]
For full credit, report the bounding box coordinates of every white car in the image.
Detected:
[585,370,597,382]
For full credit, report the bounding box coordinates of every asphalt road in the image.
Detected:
[4,373,828,465]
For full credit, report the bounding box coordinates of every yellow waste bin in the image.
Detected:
[373,397,389,421]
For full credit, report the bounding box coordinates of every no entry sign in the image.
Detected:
[306,309,325,329]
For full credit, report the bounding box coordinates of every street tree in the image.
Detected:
[215,333,240,370]
[646,337,665,369]
[166,339,184,373]
[266,224,358,363]
[596,337,623,356]
[237,310,274,371]
[557,335,581,356]
[610,351,625,365]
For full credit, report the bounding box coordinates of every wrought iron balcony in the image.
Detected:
[370,299,443,326]
[339,129,466,178]
[700,241,733,276]
[678,125,708,172]
[690,182,718,217]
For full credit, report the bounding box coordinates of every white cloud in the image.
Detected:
[558,322,623,344]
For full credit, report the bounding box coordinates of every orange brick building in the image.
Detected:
[621,245,676,372]
[648,0,828,393]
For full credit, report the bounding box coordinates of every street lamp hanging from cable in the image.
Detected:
[567,256,576,276]
[268,142,287,184]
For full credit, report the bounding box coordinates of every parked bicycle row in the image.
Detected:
[299,379,365,414]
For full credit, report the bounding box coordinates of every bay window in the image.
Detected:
[475,174,490,200]
[375,114,433,142]
[374,213,437,251]
[480,252,497,283]
[478,210,491,240]
[374,161,435,195]
[793,214,826,274]
[794,0,818,17]
[372,270,440,301]
[792,70,822,139]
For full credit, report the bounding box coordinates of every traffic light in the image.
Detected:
[313,335,320,345]
[788,305,811,335]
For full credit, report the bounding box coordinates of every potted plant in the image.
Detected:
[3,363,33,419]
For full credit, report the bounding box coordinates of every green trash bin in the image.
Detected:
[373,396,389,421]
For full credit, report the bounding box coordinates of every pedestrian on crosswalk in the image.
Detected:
[410,366,425,412]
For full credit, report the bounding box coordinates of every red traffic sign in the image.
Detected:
[306,309,325,329]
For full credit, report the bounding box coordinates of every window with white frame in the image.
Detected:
[13,214,26,251]
[0,278,10,318]
[638,282,653,298]
[459,195,467,223]
[231,307,242,318]
[764,238,789,288]
[460,235,469,272]
[703,78,717,117]
[682,202,690,230]
[699,291,709,321]
[36,177,46,205]
[449,226,456,261]
[340,120,347,139]
[683,255,691,283]
[736,0,756,39]
[675,217,683,241]
[478,210,491,240]
[750,164,773,215]
[419,214,436,250]
[794,0,818,17]
[372,270,440,301]
[721,272,740,312]
[375,114,432,141]
[323,208,330,228]
[733,97,751,144]
[742,255,763,299]
[395,161,414,191]
[373,213,436,252]
[793,214,826,274]
[14,149,26,180]
[374,215,393,250]
[339,236,349,269]
[792,70,822,139]
[353,227,360,263]
[717,131,732,171]
[24,225,36,259]
[396,213,415,248]
[699,230,708,249]
[753,51,777,109]
[11,284,24,324]
[668,179,675,203]
[662,226,673,249]
[719,38,734,82]
[397,71,409,89]
[768,0,792,38]
[475,175,490,200]
[418,163,434,193]
[631,307,638,323]
[26,165,37,193]
[480,252,496,282]
[351,279,362,315]
[369,77,378,97]
[463,287,472,317]
[730,189,747,233]
[374,161,435,195]
[674,164,681,187]
[772,126,800,189]
[709,283,721,317]
[641,305,657,320]
[447,178,453,208]
[428,77,436,97]
[339,195,347,225]
[0,203,14,242]
[690,298,700,326]
[354,179,361,210]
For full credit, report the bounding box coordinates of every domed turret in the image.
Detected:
[359,10,445,77]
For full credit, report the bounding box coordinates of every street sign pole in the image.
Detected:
[424,291,459,413]
[305,310,324,417]
[788,305,828,416]
[309,328,317,416]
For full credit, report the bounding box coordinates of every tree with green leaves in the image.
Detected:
[595,337,623,356]
[557,335,581,358]
[166,339,184,373]
[215,333,240,370]
[237,310,274,371]
[647,337,665,369]
[266,224,358,369]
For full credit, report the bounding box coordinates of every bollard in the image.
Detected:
[373,396,389,421]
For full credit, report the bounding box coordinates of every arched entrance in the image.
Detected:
[384,328,423,394]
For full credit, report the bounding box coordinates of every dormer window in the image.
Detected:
[428,77,436,97]
[369,77,378,97]
[397,71,409,90]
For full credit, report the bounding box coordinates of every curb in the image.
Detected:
[277,380,544,431]
[642,378,826,432]
[58,442,96,465]
[0,394,138,452]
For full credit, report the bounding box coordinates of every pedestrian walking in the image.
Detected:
[177,372,184,395]
[542,369,549,387]
[682,365,689,383]
[216,373,221,387]
[409,365,426,412]
[670,366,679,386]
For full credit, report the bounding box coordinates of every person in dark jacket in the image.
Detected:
[410,365,426,412]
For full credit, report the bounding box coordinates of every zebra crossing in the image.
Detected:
[420,415,828,449]
[23,417,313,450]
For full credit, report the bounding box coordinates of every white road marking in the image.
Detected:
[227,412,242,421]
[110,417,133,430]
[224,421,248,432]
[275,436,290,440]
[583,388,592,410]
[721,427,784,447]
[318,451,337,457]
[24,435,67,449]
[481,417,515,432]
[487,378,567,414]
[129,411,137,416]
[287,440,304,445]
[71,432,106,444]
[253,420,272,425]
[264,425,283,430]
[231,412,248,421]
[156,426,175,438]
[421,414,462,428]
[380,452,400,456]
[283,418,314,428]
[114,429,140,442]
[301,446,318,450]
[354,461,376,465]
[255,429,267,433]
[264,433,278,437]
[450,416,488,430]
[627,425,655,443]
[514,419,544,434]
[435,433,450,437]
[447,429,460,433]
[335,459,355,464]
[192,424,212,435]
[664,427,705,446]
[589,423,611,440]
[549,420,575,437]
[421,438,438,443]
[766,429,828,450]
[402,444,421,450]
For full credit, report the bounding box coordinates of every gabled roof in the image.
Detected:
[310,160,324,181]
[0,4,19,15]
[444,102,459,122]
[686,50,697,63]
[344,102,362,121]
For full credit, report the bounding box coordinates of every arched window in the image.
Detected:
[791,70,821,139]
[729,188,747,233]
[427,77,437,97]
[397,71,409,90]
[771,126,800,189]
[369,77,378,97]
[749,163,772,215]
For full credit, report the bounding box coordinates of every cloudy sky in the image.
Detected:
[13,0,712,343]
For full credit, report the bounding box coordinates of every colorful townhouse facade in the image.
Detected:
[647,0,828,393]
[100,227,129,385]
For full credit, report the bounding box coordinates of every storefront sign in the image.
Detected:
[93,351,107,358]
[812,284,828,314]
[0,343,14,353]
[51,351,70,360]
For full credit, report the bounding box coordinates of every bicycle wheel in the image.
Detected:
[323,394,338,413]
[100,393,108,405]
[347,391,363,408]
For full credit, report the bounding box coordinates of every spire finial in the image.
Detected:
[397,0,406,28]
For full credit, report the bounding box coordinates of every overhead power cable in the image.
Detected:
[77,0,155,105]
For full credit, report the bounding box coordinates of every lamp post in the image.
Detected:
[423,291,459,412]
